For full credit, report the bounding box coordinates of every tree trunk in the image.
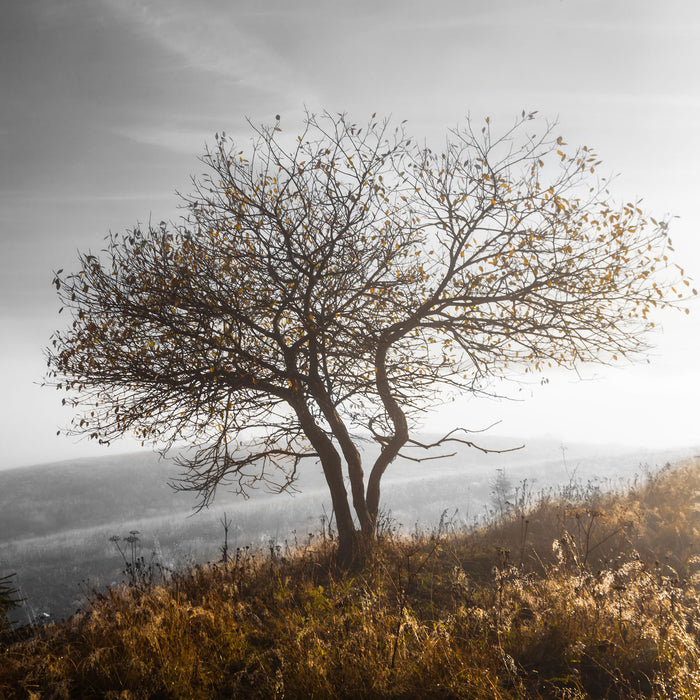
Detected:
[291,397,358,567]
[307,356,373,538]
[366,344,409,528]
[314,394,373,536]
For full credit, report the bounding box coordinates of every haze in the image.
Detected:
[2,0,699,470]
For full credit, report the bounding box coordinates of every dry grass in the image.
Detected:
[2,458,700,698]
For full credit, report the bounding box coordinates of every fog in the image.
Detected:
[2,439,697,624]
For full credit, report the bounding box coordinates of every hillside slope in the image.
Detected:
[2,457,700,698]
[1,442,696,624]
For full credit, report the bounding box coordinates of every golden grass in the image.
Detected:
[2,458,700,698]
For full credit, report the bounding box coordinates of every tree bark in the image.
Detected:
[307,334,373,538]
[291,397,357,566]
[366,345,409,527]
[311,385,373,536]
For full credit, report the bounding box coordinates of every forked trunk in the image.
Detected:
[364,343,409,532]
[292,396,362,568]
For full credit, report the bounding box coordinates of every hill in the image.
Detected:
[0,449,328,622]
[2,456,700,697]
[0,440,696,623]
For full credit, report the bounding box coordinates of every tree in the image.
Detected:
[47,111,693,565]
[490,468,514,521]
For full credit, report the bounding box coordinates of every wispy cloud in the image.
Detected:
[0,190,174,204]
[108,122,220,155]
[98,0,318,103]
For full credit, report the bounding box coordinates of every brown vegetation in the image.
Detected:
[2,458,700,698]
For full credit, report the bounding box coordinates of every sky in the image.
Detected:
[1,0,699,470]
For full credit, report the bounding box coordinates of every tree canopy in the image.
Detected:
[47,111,693,563]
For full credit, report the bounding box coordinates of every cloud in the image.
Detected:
[98,0,318,103]
[108,122,220,155]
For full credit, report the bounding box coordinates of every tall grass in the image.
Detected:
[1,458,699,698]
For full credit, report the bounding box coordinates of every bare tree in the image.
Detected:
[47,111,693,565]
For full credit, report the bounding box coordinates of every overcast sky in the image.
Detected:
[2,0,699,469]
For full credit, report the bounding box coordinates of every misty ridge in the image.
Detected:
[1,436,696,625]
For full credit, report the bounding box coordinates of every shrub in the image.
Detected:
[0,572,23,635]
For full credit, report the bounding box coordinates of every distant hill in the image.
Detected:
[0,452,187,543]
[0,447,338,546]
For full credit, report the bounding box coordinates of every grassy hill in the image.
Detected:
[2,457,700,698]
[1,441,694,624]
